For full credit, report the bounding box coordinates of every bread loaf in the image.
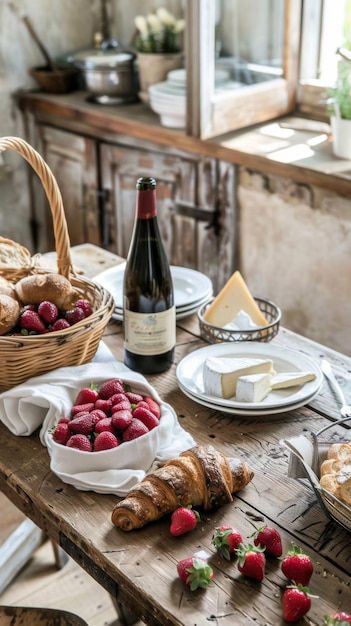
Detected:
[15,273,77,310]
[0,294,20,334]
[320,442,351,507]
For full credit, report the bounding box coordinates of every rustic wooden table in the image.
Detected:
[0,315,350,626]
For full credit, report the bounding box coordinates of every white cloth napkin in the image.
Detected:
[0,342,196,495]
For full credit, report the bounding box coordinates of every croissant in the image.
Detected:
[111,444,254,531]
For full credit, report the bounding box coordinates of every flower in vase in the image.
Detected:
[134,8,185,54]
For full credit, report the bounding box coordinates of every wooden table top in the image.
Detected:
[0,315,350,626]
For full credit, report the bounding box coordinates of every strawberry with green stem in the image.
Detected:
[324,613,351,625]
[235,542,266,581]
[281,544,314,586]
[283,584,316,623]
[212,525,243,561]
[177,556,213,590]
[250,524,283,557]
[170,506,200,536]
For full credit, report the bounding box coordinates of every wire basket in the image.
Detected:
[0,136,115,392]
[198,297,281,344]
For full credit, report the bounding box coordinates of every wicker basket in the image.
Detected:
[0,136,115,392]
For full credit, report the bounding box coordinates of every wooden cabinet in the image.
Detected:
[25,116,236,292]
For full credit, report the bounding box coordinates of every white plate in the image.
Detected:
[176,343,323,416]
[93,265,213,310]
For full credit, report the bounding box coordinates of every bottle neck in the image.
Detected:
[136,189,157,219]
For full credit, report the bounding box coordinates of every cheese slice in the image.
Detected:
[235,373,272,403]
[203,357,274,399]
[203,271,268,328]
[271,372,316,390]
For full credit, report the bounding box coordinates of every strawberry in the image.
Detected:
[212,525,243,561]
[73,386,99,406]
[89,409,106,422]
[170,506,199,536]
[110,393,128,406]
[324,613,351,625]
[144,396,161,418]
[111,409,133,430]
[132,406,159,430]
[75,299,93,317]
[251,525,283,557]
[281,544,313,586]
[125,391,144,404]
[68,413,98,435]
[94,431,119,451]
[111,399,132,413]
[235,543,266,581]
[66,434,92,451]
[65,307,85,325]
[94,398,111,414]
[71,402,95,416]
[94,417,115,433]
[20,309,46,333]
[122,418,149,441]
[37,300,58,324]
[51,318,70,331]
[52,422,70,445]
[99,378,125,399]
[177,557,213,590]
[283,585,313,623]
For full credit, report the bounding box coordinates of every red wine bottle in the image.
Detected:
[123,177,175,373]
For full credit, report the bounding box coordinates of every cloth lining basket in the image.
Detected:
[0,136,115,392]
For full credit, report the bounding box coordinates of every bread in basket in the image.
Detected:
[0,136,115,392]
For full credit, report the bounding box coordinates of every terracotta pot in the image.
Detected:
[136,52,183,100]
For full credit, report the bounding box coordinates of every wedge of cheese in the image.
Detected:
[203,357,274,399]
[271,372,316,390]
[235,373,272,403]
[203,271,268,328]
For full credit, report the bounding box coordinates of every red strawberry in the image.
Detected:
[110,393,128,406]
[65,307,85,326]
[281,544,313,586]
[170,507,199,536]
[74,386,99,406]
[52,422,70,445]
[89,409,106,422]
[324,613,351,625]
[144,396,161,418]
[75,299,93,317]
[94,417,114,433]
[99,378,125,399]
[111,409,133,430]
[68,413,97,435]
[51,318,70,331]
[251,525,283,557]
[125,391,144,404]
[111,400,132,413]
[94,398,111,414]
[66,434,92,451]
[235,543,266,582]
[20,309,46,333]
[57,416,70,424]
[283,585,313,623]
[38,300,58,324]
[94,431,119,451]
[177,557,213,590]
[212,525,243,561]
[71,402,95,416]
[132,406,159,430]
[122,418,149,441]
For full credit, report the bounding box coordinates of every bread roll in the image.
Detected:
[15,273,77,309]
[0,294,20,334]
[0,237,31,267]
[320,441,351,507]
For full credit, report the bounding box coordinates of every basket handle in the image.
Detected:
[0,136,72,279]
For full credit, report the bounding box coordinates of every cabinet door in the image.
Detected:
[100,141,232,291]
[37,125,101,250]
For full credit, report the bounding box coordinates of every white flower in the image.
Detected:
[174,19,185,34]
[135,15,148,35]
[156,7,176,28]
[147,13,162,33]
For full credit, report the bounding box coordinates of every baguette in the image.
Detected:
[111,444,254,531]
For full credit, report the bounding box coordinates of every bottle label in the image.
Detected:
[137,189,157,219]
[124,307,176,355]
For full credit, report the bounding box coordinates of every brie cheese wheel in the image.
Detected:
[203,271,268,328]
[271,371,316,390]
[203,357,274,399]
[235,373,272,403]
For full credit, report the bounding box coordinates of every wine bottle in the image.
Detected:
[123,177,176,374]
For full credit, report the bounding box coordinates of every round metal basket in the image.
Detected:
[198,297,281,344]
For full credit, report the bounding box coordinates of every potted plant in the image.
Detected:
[328,60,351,159]
[133,8,185,98]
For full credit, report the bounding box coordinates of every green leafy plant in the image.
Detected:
[134,8,185,54]
[328,62,351,119]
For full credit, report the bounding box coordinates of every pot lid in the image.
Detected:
[72,39,134,69]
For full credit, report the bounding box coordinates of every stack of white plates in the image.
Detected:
[176,343,323,417]
[93,264,213,321]
[149,68,231,128]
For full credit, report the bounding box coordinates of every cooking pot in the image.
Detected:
[72,41,137,104]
